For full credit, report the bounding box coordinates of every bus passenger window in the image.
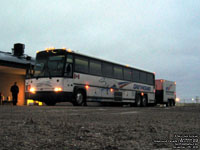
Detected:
[147,74,154,85]
[90,60,101,75]
[124,68,132,81]
[102,63,113,78]
[140,72,147,83]
[75,56,89,73]
[114,66,123,79]
[132,70,139,82]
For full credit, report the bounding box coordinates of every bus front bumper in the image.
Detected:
[25,91,73,103]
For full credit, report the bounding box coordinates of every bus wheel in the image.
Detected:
[74,90,86,106]
[142,96,147,107]
[172,99,175,106]
[166,100,170,107]
[169,99,172,107]
[135,94,142,107]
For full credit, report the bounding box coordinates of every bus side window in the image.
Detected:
[147,73,154,85]
[132,69,139,82]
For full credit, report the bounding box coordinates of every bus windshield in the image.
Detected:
[33,53,65,78]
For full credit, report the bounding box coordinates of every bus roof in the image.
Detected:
[37,48,155,75]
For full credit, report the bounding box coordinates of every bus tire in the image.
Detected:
[166,100,170,107]
[152,99,157,107]
[169,99,172,107]
[172,99,175,106]
[73,90,86,106]
[142,95,147,107]
[135,94,142,107]
[130,103,135,107]
[170,99,175,107]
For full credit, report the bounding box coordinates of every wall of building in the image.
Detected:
[0,72,25,105]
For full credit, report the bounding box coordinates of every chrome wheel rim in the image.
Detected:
[142,97,146,106]
[76,93,83,105]
[137,96,141,106]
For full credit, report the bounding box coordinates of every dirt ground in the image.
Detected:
[0,104,199,150]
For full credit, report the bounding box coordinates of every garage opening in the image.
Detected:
[0,66,26,106]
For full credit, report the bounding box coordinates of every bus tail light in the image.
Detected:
[110,88,114,92]
[54,87,62,92]
[141,92,144,96]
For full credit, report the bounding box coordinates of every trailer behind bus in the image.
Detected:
[155,79,176,106]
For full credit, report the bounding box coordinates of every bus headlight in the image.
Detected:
[30,87,36,94]
[54,87,62,92]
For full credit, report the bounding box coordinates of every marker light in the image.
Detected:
[110,88,114,92]
[85,85,89,90]
[161,80,165,83]
[54,87,62,92]
[45,47,55,51]
[45,48,49,51]
[125,64,129,67]
[67,49,72,52]
[29,87,36,94]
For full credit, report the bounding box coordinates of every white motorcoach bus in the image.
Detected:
[25,48,155,106]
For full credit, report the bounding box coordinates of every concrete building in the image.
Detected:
[0,43,34,105]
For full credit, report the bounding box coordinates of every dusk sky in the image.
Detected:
[0,0,199,102]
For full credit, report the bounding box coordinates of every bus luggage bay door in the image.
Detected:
[114,92,122,101]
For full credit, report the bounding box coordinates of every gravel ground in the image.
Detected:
[0,104,199,150]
